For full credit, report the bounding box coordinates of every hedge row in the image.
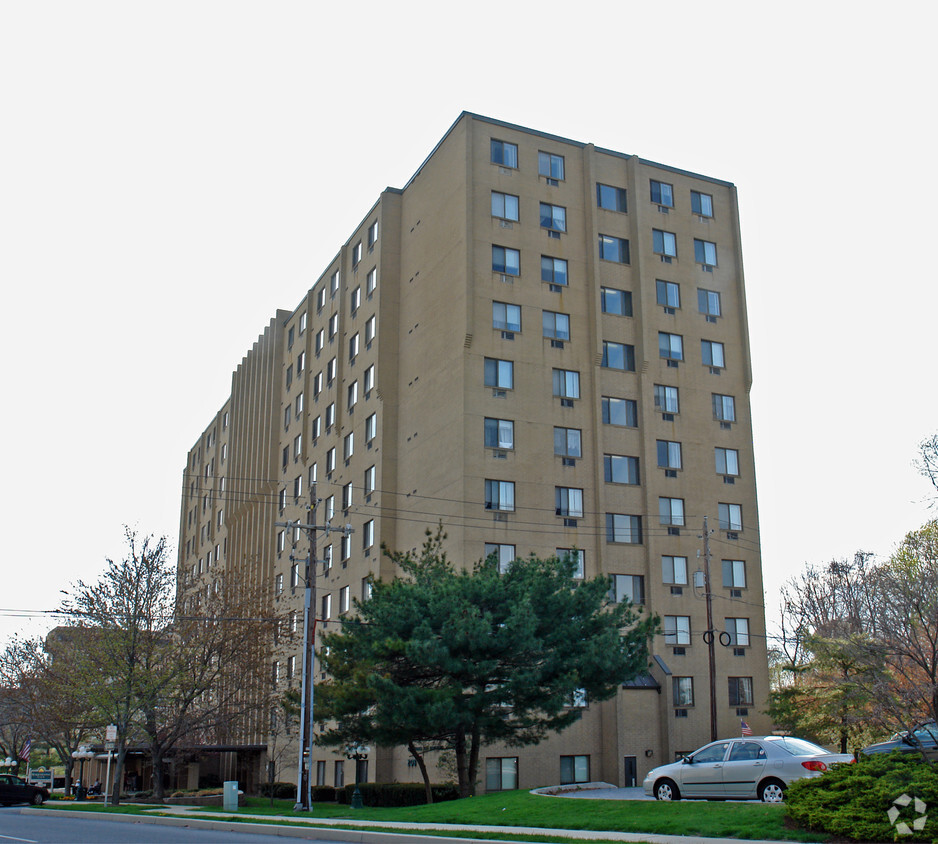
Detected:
[336,782,460,807]
[785,752,938,842]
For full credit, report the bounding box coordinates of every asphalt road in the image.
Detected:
[0,809,351,844]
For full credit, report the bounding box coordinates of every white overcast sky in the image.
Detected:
[1,1,936,650]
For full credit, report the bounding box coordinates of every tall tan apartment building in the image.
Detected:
[178,112,771,793]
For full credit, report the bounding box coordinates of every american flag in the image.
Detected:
[740,720,753,736]
[19,738,31,761]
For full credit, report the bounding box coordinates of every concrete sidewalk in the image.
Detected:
[37,800,818,844]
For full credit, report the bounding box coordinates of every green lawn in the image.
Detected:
[46,791,830,842]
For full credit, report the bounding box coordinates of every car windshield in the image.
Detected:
[764,736,829,756]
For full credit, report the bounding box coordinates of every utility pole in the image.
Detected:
[275,484,353,812]
[698,515,718,742]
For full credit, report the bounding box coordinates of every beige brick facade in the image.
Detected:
[178,112,771,792]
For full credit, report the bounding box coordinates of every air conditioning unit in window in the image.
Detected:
[549,284,563,293]
[674,709,688,718]
[709,367,721,375]
[667,359,678,368]
[547,230,560,239]
[499,220,513,229]
[658,205,669,213]
[727,531,739,540]
[560,398,574,408]
[562,457,575,467]
[706,315,717,323]
[730,589,742,598]
[703,265,714,272]
[667,527,681,536]
[498,166,511,175]
[500,331,515,340]
[664,306,675,315]
[720,421,732,430]
[736,707,748,716]
[493,450,507,459]
[734,648,746,657]
[723,476,735,485]
[661,255,672,264]
[662,413,675,421]
[563,518,577,528]
[493,389,506,398]
[546,177,559,187]
[499,273,510,284]
[672,646,686,655]
[493,513,508,522]
[665,469,677,478]
[550,339,564,349]
[670,586,683,595]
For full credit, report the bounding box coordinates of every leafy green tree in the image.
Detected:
[315,528,656,799]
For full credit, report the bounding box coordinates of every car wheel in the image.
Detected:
[31,792,45,806]
[655,778,681,801]
[759,779,785,803]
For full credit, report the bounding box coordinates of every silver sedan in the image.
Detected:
[642,736,854,803]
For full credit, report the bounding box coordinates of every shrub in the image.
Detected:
[259,781,296,799]
[336,782,460,807]
[311,785,336,802]
[785,752,938,842]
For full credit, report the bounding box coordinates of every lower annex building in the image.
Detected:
[178,112,771,793]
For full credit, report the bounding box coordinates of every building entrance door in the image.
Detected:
[623,756,637,787]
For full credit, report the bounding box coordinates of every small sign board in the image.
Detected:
[29,769,53,789]
[105,724,117,742]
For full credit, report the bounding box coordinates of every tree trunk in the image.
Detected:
[111,742,127,806]
[407,742,433,804]
[467,725,481,798]
[151,745,166,800]
[454,728,470,799]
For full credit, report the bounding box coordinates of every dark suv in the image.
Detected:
[0,774,50,805]
[861,722,938,762]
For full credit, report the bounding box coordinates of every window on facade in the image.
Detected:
[542,310,570,340]
[290,563,299,589]
[650,180,674,207]
[560,755,590,785]
[659,497,685,526]
[343,432,354,461]
[362,518,375,549]
[715,447,739,476]
[597,183,627,212]
[653,229,678,258]
[602,341,635,371]
[728,676,754,707]
[602,396,637,427]
[698,288,721,317]
[539,202,566,232]
[288,325,295,349]
[484,542,516,574]
[313,371,323,397]
[712,393,736,422]
[285,365,293,389]
[326,447,336,473]
[364,364,375,394]
[485,757,518,791]
[541,255,568,286]
[606,513,642,544]
[297,351,306,373]
[664,615,691,645]
[341,532,351,561]
[654,384,679,414]
[658,332,683,362]
[490,139,518,168]
[491,191,520,221]
[553,427,582,458]
[315,328,324,353]
[324,543,333,569]
[275,573,283,596]
[329,313,338,338]
[538,151,564,180]
[657,440,682,470]
[673,676,694,707]
[352,241,362,267]
[293,474,303,500]
[364,465,376,496]
[726,618,750,647]
[339,585,350,614]
[293,433,302,458]
[691,190,713,217]
[334,760,344,787]
[366,267,377,294]
[722,559,746,588]
[321,593,332,620]
[349,332,360,361]
[485,417,515,450]
[492,245,521,276]
[555,487,584,518]
[351,286,361,314]
[694,239,718,267]
[601,287,632,316]
[702,340,725,368]
[325,402,335,429]
[719,503,742,531]
[656,280,680,309]
[296,392,304,416]
[365,412,377,442]
[552,368,580,399]
[599,234,630,263]
[604,454,640,485]
[662,555,688,585]
[485,480,515,512]
[484,357,514,389]
[284,405,292,431]
[348,381,358,410]
[493,301,522,332]
[556,548,585,578]
[365,314,376,344]
[277,528,285,551]
[611,573,645,604]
